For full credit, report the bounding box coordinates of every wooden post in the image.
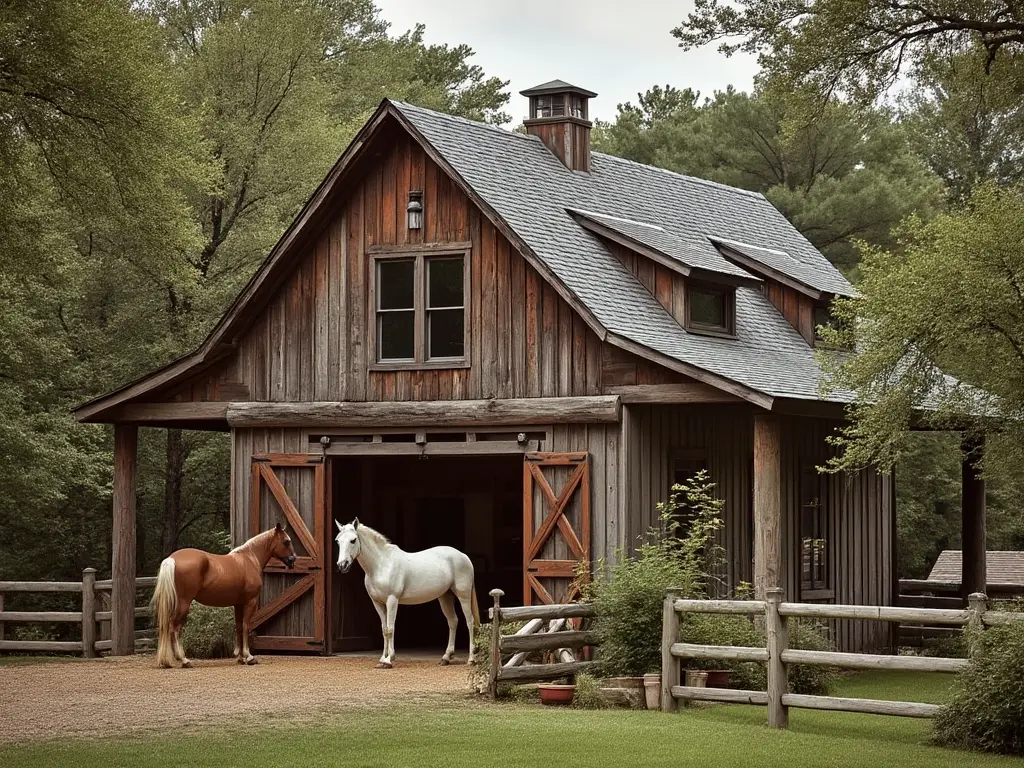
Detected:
[112,424,138,656]
[0,591,4,642]
[754,414,782,600]
[488,589,504,699]
[81,568,97,659]
[967,592,988,657]
[961,437,986,600]
[661,590,681,712]
[765,587,789,729]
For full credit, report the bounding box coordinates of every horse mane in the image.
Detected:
[231,528,275,554]
[356,524,391,547]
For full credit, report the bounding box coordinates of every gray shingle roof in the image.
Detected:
[393,101,857,403]
[711,236,854,297]
[928,551,1024,586]
[520,80,598,97]
[569,209,758,283]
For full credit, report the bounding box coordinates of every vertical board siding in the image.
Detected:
[623,406,893,652]
[762,279,816,345]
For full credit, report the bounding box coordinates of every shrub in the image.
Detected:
[572,673,607,709]
[585,471,726,678]
[180,603,235,659]
[679,612,766,691]
[933,622,1024,755]
[468,619,526,694]
[786,619,839,695]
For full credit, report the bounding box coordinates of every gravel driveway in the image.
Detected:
[0,654,478,744]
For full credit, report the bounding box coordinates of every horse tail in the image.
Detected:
[151,557,177,668]
[471,583,481,628]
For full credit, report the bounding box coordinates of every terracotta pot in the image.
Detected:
[643,674,661,710]
[538,684,575,706]
[704,670,731,688]
[684,670,709,688]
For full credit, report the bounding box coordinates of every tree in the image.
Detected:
[594,87,942,272]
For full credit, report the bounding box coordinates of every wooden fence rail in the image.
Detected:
[0,570,155,658]
[487,589,599,696]
[661,588,1024,728]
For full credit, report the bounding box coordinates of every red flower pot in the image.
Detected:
[538,684,575,706]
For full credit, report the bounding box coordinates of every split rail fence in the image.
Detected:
[487,589,599,697]
[0,570,156,657]
[661,587,1024,728]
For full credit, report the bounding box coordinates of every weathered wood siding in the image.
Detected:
[608,242,687,328]
[623,404,894,652]
[762,279,815,344]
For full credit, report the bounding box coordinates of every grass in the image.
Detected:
[0,671,1015,767]
[0,655,83,667]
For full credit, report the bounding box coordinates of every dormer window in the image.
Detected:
[685,283,736,337]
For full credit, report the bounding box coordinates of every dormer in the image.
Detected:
[521,80,597,172]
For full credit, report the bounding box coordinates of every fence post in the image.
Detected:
[661,590,681,712]
[765,587,789,728]
[967,592,988,657]
[81,568,97,659]
[488,589,504,699]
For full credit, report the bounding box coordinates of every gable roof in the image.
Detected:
[710,237,854,298]
[391,100,856,404]
[928,550,1024,586]
[76,99,860,422]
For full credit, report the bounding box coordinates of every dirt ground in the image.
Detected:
[0,653,481,744]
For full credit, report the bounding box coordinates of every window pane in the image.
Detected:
[428,257,464,308]
[690,289,727,328]
[379,310,414,360]
[378,260,414,310]
[428,309,464,359]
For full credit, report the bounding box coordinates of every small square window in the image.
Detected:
[686,284,735,335]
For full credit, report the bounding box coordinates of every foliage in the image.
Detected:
[180,603,236,659]
[468,619,525,694]
[585,471,725,677]
[679,613,766,691]
[820,184,1024,475]
[933,622,1024,755]
[593,87,942,272]
[571,673,608,710]
[786,619,840,696]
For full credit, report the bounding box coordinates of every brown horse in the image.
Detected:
[150,523,296,668]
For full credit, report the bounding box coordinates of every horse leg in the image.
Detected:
[456,589,478,665]
[233,604,245,663]
[385,593,399,667]
[438,592,458,665]
[241,597,259,665]
[372,601,389,668]
[172,599,192,669]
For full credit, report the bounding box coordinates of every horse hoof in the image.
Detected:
[181,660,193,669]
[467,659,477,666]
[236,657,246,665]
[245,656,258,666]
[375,662,393,670]
[439,658,451,666]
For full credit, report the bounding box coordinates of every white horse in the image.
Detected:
[334,518,480,669]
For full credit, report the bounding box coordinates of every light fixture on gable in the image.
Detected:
[407,190,423,230]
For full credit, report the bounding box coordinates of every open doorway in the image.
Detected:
[329,454,523,653]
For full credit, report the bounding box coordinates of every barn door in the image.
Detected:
[249,454,326,652]
[523,452,591,605]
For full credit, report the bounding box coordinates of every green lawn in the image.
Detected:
[1,671,1013,767]
[0,655,83,667]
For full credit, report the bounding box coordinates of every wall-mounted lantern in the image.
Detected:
[407,190,423,230]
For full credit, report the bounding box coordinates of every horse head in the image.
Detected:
[335,518,361,574]
[271,522,297,568]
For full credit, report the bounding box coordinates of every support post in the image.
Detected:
[754,414,782,600]
[82,568,97,659]
[112,424,138,656]
[967,592,988,657]
[765,587,789,729]
[488,589,504,699]
[961,437,986,600]
[661,590,681,712]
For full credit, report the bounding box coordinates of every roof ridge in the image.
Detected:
[389,99,538,142]
[590,150,767,200]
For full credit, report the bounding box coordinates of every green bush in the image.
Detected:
[786,619,839,695]
[679,612,766,690]
[933,623,1024,755]
[572,673,608,709]
[585,471,726,677]
[180,603,235,659]
[468,619,526,694]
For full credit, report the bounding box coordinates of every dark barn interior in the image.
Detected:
[330,454,524,652]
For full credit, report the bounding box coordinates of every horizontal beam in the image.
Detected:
[0,640,84,652]
[674,599,766,615]
[500,630,599,653]
[496,604,596,622]
[94,576,156,590]
[984,611,1024,626]
[780,649,968,673]
[0,581,82,593]
[781,693,940,719]
[671,686,768,705]
[605,383,740,404]
[779,602,969,625]
[497,660,595,682]
[227,396,621,429]
[105,402,229,423]
[897,595,965,609]
[94,607,151,621]
[671,642,769,663]
[0,611,82,622]
[325,440,539,457]
[899,579,1024,596]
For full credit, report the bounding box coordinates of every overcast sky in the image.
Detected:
[374,0,760,124]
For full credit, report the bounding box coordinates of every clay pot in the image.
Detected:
[703,670,732,688]
[643,673,661,710]
[538,684,575,706]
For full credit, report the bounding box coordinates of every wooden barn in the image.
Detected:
[75,80,987,657]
